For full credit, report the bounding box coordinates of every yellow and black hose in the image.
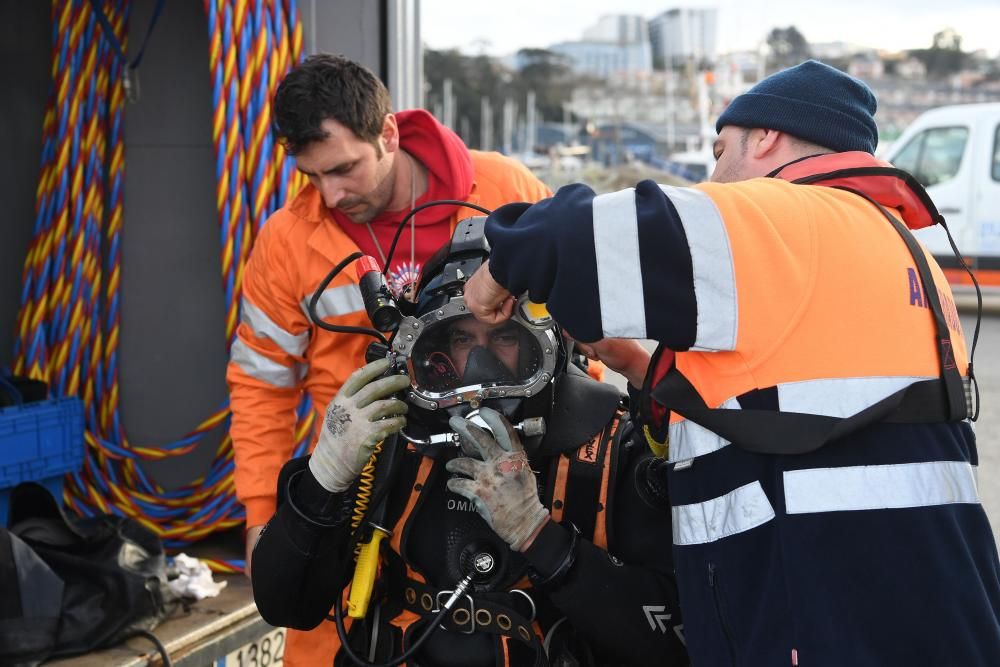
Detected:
[348,440,393,619]
[350,441,383,555]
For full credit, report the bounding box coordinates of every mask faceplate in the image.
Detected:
[393,296,559,412]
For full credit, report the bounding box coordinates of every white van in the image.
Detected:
[883,103,1000,286]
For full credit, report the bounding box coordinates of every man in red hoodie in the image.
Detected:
[225,54,551,665]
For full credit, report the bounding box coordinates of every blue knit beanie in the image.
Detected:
[716,60,878,154]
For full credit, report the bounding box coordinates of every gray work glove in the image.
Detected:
[445,408,550,551]
[308,358,410,493]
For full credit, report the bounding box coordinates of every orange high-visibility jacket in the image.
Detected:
[480,152,1000,666]
[227,152,551,530]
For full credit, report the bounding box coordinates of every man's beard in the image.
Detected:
[341,160,397,224]
[339,198,375,223]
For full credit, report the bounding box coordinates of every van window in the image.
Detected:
[890,126,968,187]
[892,134,923,174]
[993,124,1000,182]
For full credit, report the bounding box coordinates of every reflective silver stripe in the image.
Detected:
[784,461,980,514]
[776,376,933,418]
[303,284,365,321]
[667,397,738,462]
[672,481,775,546]
[230,338,303,388]
[659,185,737,351]
[592,188,647,338]
[240,298,309,357]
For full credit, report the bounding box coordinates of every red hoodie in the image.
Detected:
[335,109,476,295]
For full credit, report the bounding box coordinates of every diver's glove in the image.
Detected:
[308,358,410,493]
[445,408,550,551]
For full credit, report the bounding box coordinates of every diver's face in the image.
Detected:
[448,319,520,378]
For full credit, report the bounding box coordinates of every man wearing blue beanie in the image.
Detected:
[718,60,879,153]
[711,59,880,182]
[462,59,1000,666]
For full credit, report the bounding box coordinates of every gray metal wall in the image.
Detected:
[0,0,419,488]
[304,0,382,73]
[301,0,422,110]
[117,0,225,484]
[0,0,50,378]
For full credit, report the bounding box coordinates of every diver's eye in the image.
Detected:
[450,333,474,349]
[490,333,519,347]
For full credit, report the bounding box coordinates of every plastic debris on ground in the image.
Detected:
[167,553,228,600]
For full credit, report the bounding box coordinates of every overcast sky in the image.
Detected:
[422,0,1000,57]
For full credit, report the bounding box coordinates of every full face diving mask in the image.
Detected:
[391,216,560,421]
[394,299,559,413]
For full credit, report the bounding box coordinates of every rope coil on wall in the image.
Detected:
[12,0,309,572]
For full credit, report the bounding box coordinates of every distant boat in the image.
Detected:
[658,148,716,183]
[512,152,552,170]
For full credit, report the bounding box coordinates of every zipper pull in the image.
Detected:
[708,562,717,587]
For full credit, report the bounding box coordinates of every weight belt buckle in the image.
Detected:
[434,589,477,634]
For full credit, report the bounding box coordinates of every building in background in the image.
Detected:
[809,41,868,61]
[547,13,652,79]
[583,14,648,45]
[848,52,886,81]
[548,40,652,78]
[649,7,718,69]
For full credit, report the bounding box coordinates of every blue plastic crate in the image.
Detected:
[0,396,84,526]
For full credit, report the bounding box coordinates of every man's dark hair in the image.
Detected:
[273,54,392,155]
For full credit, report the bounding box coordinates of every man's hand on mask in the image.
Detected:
[445,408,550,551]
[308,358,410,493]
[463,260,515,324]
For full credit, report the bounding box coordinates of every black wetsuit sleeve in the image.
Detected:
[522,431,688,666]
[250,456,355,630]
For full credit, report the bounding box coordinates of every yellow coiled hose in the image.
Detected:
[350,441,383,556]
[348,441,388,619]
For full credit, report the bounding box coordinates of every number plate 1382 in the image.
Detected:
[217,627,285,667]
